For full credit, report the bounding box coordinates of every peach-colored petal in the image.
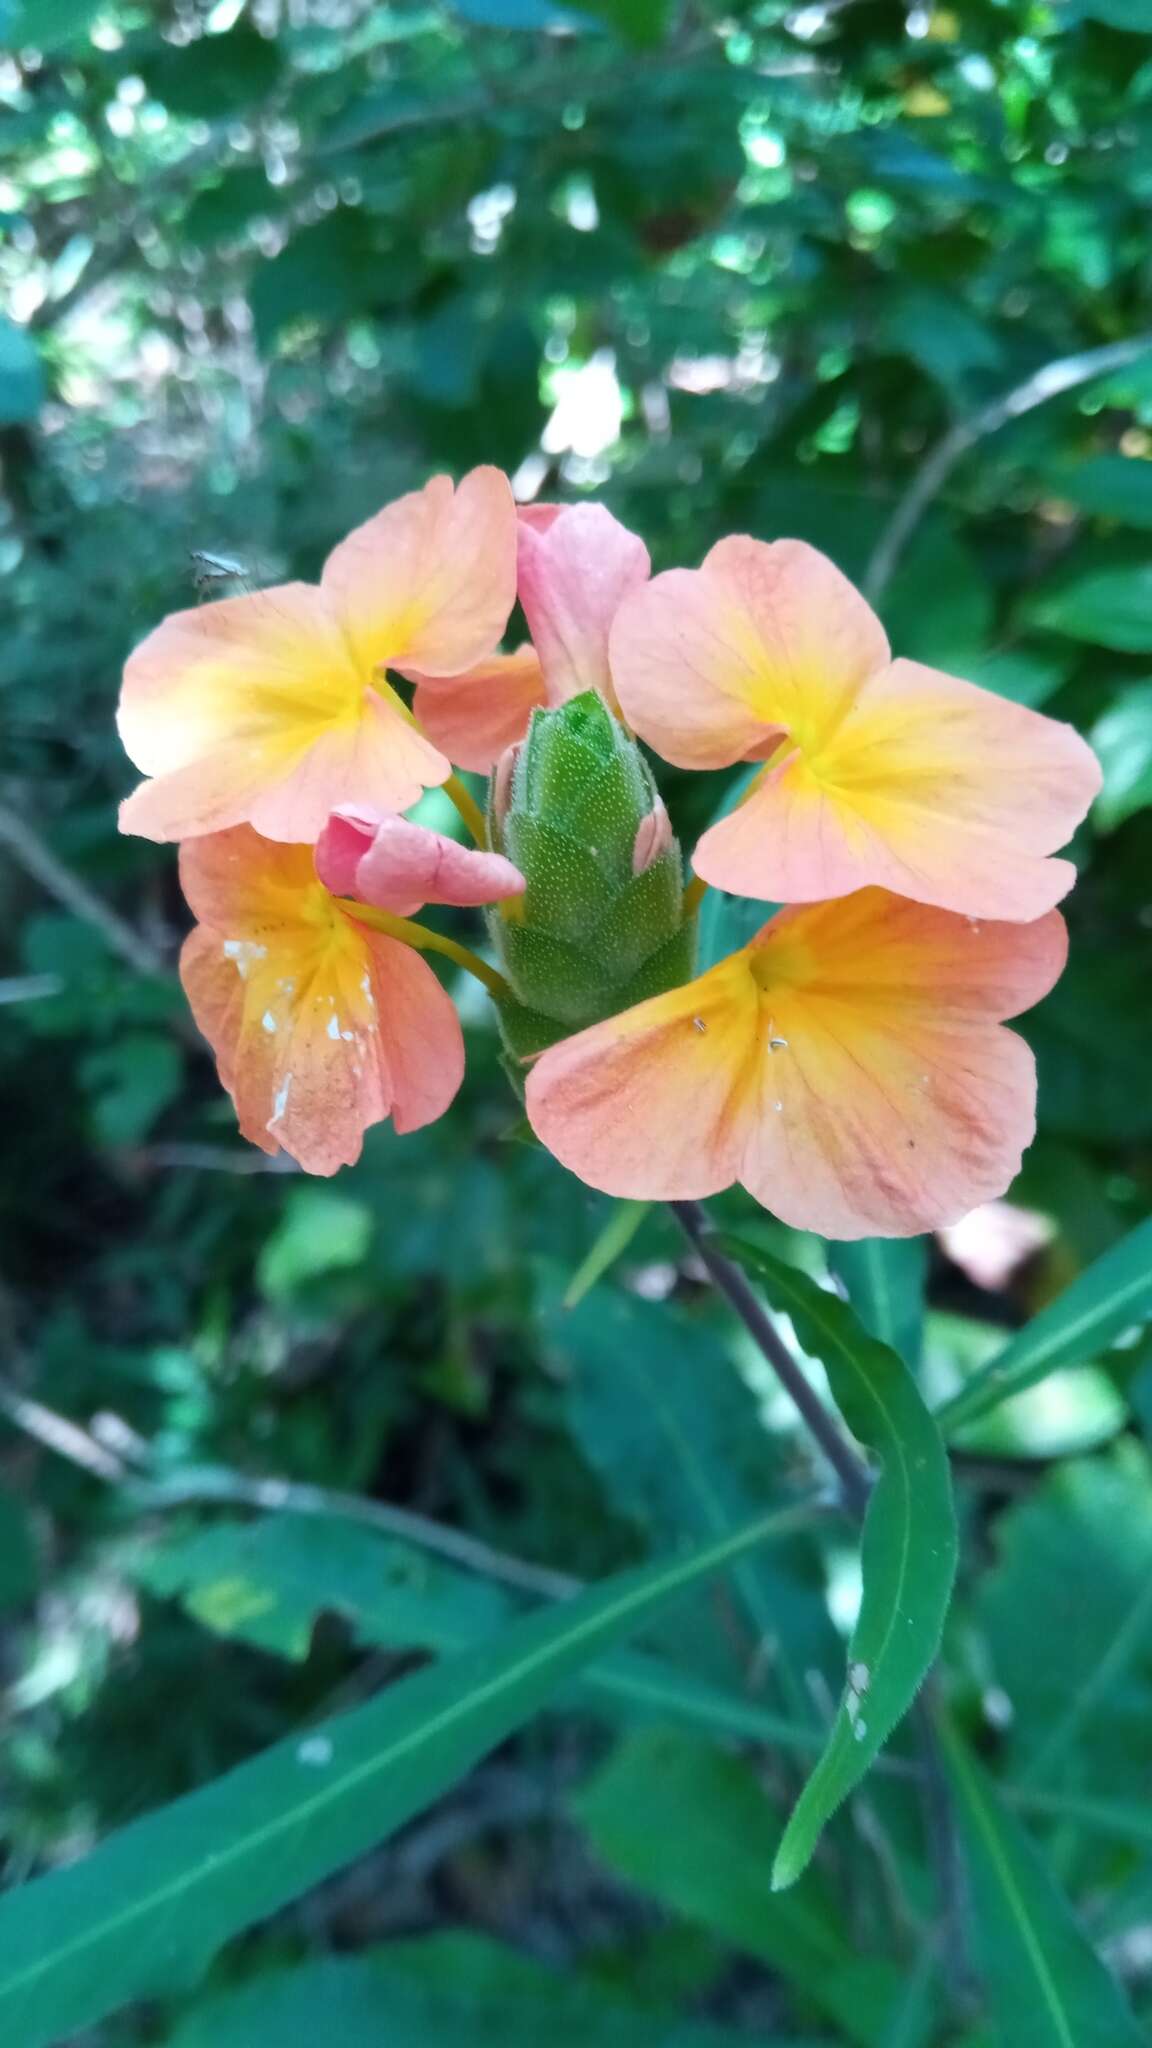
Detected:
[526,954,761,1200]
[118,473,515,845]
[613,535,1099,921]
[117,583,450,845]
[693,658,1101,919]
[527,890,1067,1239]
[322,467,517,678]
[315,808,524,915]
[611,538,888,769]
[517,503,649,715]
[179,828,463,1173]
[411,647,546,774]
[245,695,449,845]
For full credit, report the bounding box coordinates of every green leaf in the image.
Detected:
[577,1729,905,2046]
[0,318,44,426]
[134,1514,511,1660]
[939,1719,1146,2047]
[561,1199,650,1308]
[572,0,672,42]
[170,1934,756,2048]
[257,1189,373,1300]
[551,1286,838,1722]
[0,1505,797,2047]
[1052,454,1152,528]
[1021,561,1152,652]
[80,1031,183,1147]
[936,1216,1152,1432]
[977,1446,1152,1797]
[719,1240,957,1889]
[1090,682,1152,830]
[129,1499,828,1761]
[826,1237,926,1368]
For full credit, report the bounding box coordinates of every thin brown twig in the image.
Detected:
[0,799,169,980]
[670,1198,872,1513]
[863,330,1152,602]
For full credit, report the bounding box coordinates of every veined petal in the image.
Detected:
[694,658,1101,919]
[610,537,888,769]
[411,647,546,773]
[527,889,1066,1239]
[517,503,649,714]
[315,808,524,915]
[179,827,463,1174]
[736,892,1067,1238]
[322,467,517,678]
[525,954,761,1199]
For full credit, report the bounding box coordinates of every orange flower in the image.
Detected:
[526,890,1067,1239]
[119,469,517,844]
[179,827,465,1174]
[412,503,649,771]
[609,537,1101,921]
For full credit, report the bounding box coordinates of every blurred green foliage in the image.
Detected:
[3,0,1152,2038]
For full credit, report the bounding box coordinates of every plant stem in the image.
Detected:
[863,329,1152,602]
[670,1199,871,1514]
[682,873,708,917]
[340,901,509,1002]
[444,774,488,848]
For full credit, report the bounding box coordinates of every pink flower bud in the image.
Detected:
[632,797,673,875]
[316,808,524,917]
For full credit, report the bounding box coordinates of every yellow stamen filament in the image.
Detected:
[340,900,509,1002]
[443,773,488,849]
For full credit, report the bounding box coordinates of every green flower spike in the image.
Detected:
[487,691,695,1063]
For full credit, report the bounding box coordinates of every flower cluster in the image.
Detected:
[118,469,1100,1237]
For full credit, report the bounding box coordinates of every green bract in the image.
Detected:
[486,692,694,1060]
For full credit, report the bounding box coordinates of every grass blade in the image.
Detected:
[938,1216,1152,1432]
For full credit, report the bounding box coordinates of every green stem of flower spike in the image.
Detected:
[340,900,510,1002]
[444,774,488,849]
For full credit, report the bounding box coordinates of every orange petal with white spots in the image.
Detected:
[411,646,547,774]
[179,827,463,1174]
[527,890,1067,1239]
[322,467,517,678]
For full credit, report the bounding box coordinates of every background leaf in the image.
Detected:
[937,1216,1152,1432]
[0,1509,796,2047]
[940,1720,1146,2047]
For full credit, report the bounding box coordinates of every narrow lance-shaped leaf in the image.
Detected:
[0,1505,800,2048]
[938,1215,1152,1432]
[719,1239,958,1891]
[938,1717,1146,2048]
[827,1236,927,1368]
